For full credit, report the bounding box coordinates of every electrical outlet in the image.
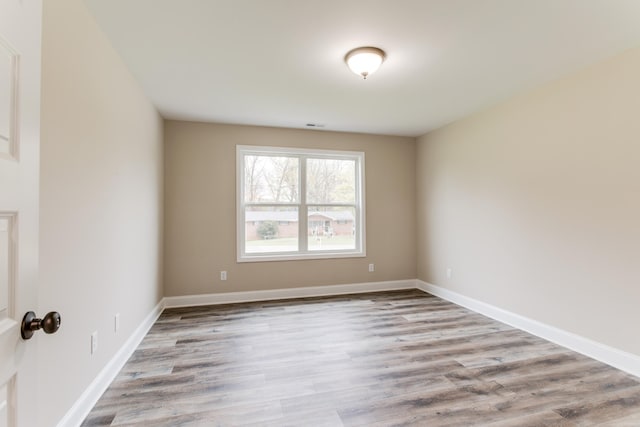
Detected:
[91,331,98,355]
[368,263,375,272]
[221,271,227,281]
[446,268,452,279]
[114,313,120,333]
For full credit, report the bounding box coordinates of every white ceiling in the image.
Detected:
[84,0,640,137]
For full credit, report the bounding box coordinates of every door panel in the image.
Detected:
[0,0,42,426]
[0,217,11,321]
[0,381,8,427]
[0,39,17,158]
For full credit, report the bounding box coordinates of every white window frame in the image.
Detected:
[237,145,366,262]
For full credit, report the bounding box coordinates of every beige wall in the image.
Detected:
[164,121,416,296]
[39,0,163,425]
[417,47,640,356]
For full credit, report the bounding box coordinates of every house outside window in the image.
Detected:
[237,145,365,262]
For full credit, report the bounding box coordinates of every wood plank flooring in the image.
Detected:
[82,290,640,426]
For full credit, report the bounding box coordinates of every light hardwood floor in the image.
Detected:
[82,290,640,426]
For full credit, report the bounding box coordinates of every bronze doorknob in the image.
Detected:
[21,311,61,340]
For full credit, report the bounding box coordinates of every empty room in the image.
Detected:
[1,0,640,426]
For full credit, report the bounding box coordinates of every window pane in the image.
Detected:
[244,155,299,203]
[306,158,355,204]
[308,207,356,251]
[245,207,299,253]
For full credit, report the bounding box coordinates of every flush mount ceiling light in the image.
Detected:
[344,46,386,79]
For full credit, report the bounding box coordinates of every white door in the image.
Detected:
[0,1,43,427]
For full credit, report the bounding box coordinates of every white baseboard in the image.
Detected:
[56,300,165,427]
[163,279,416,308]
[416,280,640,378]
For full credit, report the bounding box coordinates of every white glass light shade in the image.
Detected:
[345,47,386,79]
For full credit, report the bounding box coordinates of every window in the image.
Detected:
[237,145,365,262]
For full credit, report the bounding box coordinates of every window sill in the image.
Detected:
[237,251,366,263]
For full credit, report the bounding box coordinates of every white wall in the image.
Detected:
[417,46,640,356]
[39,0,163,425]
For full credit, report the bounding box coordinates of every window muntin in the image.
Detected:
[237,145,365,262]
